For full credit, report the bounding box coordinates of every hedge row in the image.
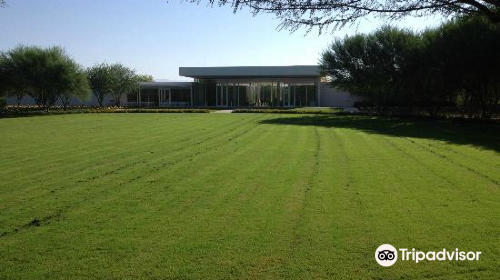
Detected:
[232,108,341,114]
[0,106,210,117]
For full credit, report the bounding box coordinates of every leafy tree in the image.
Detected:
[59,67,91,109]
[321,16,500,118]
[433,16,500,118]
[87,64,114,107]
[0,51,28,106]
[320,26,420,112]
[192,0,500,32]
[88,64,149,107]
[108,64,138,107]
[0,45,90,111]
[407,28,462,116]
[136,74,154,82]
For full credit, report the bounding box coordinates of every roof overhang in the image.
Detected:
[179,66,320,79]
[139,82,192,89]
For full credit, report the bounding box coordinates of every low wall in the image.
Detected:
[319,83,361,108]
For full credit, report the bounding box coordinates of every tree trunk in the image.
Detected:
[114,93,122,107]
[94,92,104,107]
[62,98,70,110]
[16,93,23,106]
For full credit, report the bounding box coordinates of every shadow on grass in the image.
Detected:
[259,114,500,153]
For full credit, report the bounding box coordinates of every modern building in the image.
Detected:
[133,65,359,108]
[6,65,360,108]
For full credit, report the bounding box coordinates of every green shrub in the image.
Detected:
[232,108,340,114]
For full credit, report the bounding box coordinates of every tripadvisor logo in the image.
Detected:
[375,244,398,267]
[375,244,482,267]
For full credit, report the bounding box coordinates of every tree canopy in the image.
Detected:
[0,45,90,110]
[320,26,422,112]
[87,64,114,107]
[320,16,500,118]
[0,48,30,105]
[87,63,143,107]
[108,64,139,107]
[136,74,154,82]
[192,0,500,32]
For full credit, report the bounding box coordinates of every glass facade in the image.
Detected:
[128,88,191,107]
[130,78,318,108]
[192,79,317,107]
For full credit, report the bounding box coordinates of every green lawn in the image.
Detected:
[0,113,499,279]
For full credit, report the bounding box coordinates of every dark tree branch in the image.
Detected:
[187,0,500,32]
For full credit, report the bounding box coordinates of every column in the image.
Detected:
[305,86,308,107]
[315,78,321,107]
[225,85,228,107]
[293,85,296,107]
[271,82,274,107]
[204,83,207,107]
[190,84,193,107]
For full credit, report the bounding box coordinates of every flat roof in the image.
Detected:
[179,65,320,79]
[139,82,191,89]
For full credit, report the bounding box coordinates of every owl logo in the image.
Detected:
[378,250,395,261]
[375,244,398,266]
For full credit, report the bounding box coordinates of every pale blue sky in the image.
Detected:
[0,0,444,80]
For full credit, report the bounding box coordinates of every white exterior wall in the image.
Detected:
[319,83,361,108]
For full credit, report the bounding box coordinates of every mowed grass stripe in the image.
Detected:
[383,134,499,194]
[366,132,498,228]
[278,126,346,279]
[0,113,274,264]
[239,124,319,279]
[0,113,499,280]
[416,137,500,167]
[78,117,315,279]
[0,114,269,233]
[0,113,260,193]
[280,126,396,279]
[0,113,260,199]
[146,119,301,279]
[291,126,496,279]
[0,115,304,278]
[402,137,500,185]
[0,114,202,167]
[75,113,273,217]
[0,113,254,222]
[0,113,251,179]
[0,114,210,187]
[363,133,498,278]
